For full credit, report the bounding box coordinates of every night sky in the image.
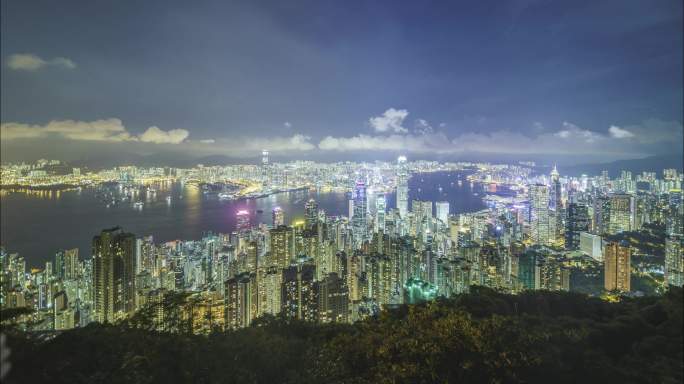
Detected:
[1,0,682,164]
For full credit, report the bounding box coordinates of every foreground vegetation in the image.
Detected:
[3,287,682,384]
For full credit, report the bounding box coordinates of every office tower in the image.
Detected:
[63,248,79,280]
[236,210,250,234]
[305,199,318,230]
[604,241,630,292]
[593,196,611,234]
[270,225,292,269]
[318,272,349,323]
[375,194,386,233]
[436,201,449,227]
[665,235,683,287]
[565,203,589,250]
[549,166,563,240]
[348,199,354,220]
[609,194,634,234]
[261,149,269,187]
[412,200,432,224]
[92,227,137,323]
[579,232,603,261]
[272,206,284,227]
[352,180,368,249]
[529,184,551,245]
[396,155,409,218]
[281,263,318,322]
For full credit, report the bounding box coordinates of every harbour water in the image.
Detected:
[0,171,506,266]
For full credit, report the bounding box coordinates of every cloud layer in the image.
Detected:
[0,110,680,161]
[7,54,76,71]
[1,119,188,144]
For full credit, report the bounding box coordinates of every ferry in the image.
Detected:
[133,201,144,209]
[166,195,172,203]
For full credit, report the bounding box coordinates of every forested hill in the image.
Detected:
[3,287,682,384]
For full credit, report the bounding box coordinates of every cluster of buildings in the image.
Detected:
[1,156,682,333]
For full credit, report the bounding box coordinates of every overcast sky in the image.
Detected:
[1,0,682,164]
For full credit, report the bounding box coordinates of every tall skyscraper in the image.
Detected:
[396,156,409,218]
[272,206,284,227]
[281,263,318,322]
[352,180,368,249]
[549,165,563,240]
[236,210,251,234]
[317,272,348,323]
[436,201,449,227]
[305,199,318,231]
[529,184,551,245]
[63,248,79,280]
[412,200,433,236]
[565,203,589,250]
[92,227,137,323]
[665,235,683,287]
[609,194,634,234]
[604,241,631,292]
[375,193,386,233]
[270,225,293,269]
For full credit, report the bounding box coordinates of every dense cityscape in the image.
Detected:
[2,0,682,382]
[2,154,682,333]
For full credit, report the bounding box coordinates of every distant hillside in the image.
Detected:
[3,287,682,384]
[547,155,683,177]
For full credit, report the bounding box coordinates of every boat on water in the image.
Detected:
[218,192,234,200]
[133,201,144,209]
[166,195,172,203]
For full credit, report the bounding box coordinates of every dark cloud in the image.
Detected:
[1,0,681,163]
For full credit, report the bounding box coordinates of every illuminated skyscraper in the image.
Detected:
[272,206,284,227]
[305,198,318,231]
[63,248,79,280]
[270,225,293,269]
[375,194,386,233]
[436,201,449,227]
[92,227,137,323]
[565,203,589,250]
[317,272,348,323]
[604,241,630,292]
[225,272,257,329]
[665,235,683,287]
[352,180,368,249]
[609,194,634,234]
[396,156,409,218]
[529,184,551,245]
[549,165,563,240]
[281,263,318,322]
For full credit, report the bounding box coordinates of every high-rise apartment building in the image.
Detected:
[92,227,137,323]
[604,241,630,292]
[665,235,683,287]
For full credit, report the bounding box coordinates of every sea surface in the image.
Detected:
[1,171,507,267]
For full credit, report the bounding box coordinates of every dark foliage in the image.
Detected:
[3,288,682,384]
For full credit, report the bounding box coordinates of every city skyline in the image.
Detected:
[1,2,682,382]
